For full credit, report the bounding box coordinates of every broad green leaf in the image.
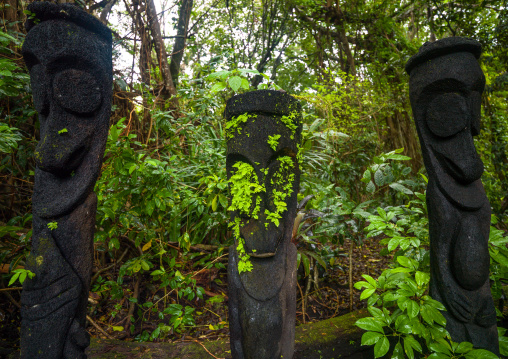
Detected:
[374,169,384,186]
[373,335,389,358]
[355,317,384,333]
[211,82,226,92]
[465,349,499,359]
[397,256,411,268]
[406,300,419,318]
[361,331,382,346]
[390,182,413,195]
[404,336,415,359]
[366,181,376,193]
[362,274,377,288]
[361,169,371,183]
[360,288,376,300]
[229,76,242,92]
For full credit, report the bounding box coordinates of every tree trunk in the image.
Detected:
[169,0,193,86]
[145,0,178,106]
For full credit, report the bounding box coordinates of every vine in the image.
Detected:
[267,134,281,151]
[226,113,253,139]
[280,111,299,139]
[264,156,295,228]
[228,162,265,273]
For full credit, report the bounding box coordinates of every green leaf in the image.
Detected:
[456,342,474,354]
[58,128,68,134]
[374,169,384,186]
[465,349,499,359]
[361,331,383,346]
[355,317,384,333]
[8,272,20,286]
[392,343,404,359]
[228,76,242,92]
[47,221,58,230]
[397,256,412,268]
[361,169,371,183]
[404,336,415,359]
[366,181,376,193]
[373,335,389,358]
[362,274,377,288]
[211,195,218,211]
[211,82,226,92]
[360,288,376,300]
[389,182,413,195]
[406,300,419,318]
[405,335,422,353]
[415,271,430,286]
[241,78,250,90]
[388,236,402,251]
[428,354,450,359]
[301,253,310,277]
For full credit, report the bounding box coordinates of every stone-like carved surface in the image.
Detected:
[20,3,112,358]
[406,37,499,353]
[225,90,302,359]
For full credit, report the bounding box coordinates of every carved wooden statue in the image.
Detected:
[20,3,112,358]
[225,90,302,359]
[406,37,499,353]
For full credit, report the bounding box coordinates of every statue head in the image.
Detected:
[406,37,485,185]
[22,2,112,218]
[225,90,302,270]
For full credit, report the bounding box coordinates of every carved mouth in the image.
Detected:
[439,152,482,184]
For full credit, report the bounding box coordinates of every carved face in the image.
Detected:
[227,115,299,258]
[410,52,485,184]
[23,20,109,176]
[23,20,112,218]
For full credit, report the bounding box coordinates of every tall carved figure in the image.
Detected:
[20,3,112,358]
[406,37,498,353]
[225,90,302,359]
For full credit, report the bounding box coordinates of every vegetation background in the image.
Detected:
[0,0,507,357]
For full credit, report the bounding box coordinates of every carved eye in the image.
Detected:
[53,69,102,115]
[426,93,469,138]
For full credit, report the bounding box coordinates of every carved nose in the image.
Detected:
[35,110,88,176]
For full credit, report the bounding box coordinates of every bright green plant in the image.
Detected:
[8,268,34,286]
[354,186,508,358]
[207,68,281,95]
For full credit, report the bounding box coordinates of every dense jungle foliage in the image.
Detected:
[1,0,508,357]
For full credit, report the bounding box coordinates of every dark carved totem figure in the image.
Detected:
[406,37,499,353]
[20,3,112,358]
[225,90,302,359]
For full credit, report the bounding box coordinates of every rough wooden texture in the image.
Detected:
[81,310,371,359]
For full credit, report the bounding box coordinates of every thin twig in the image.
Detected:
[0,286,22,292]
[193,340,224,359]
[91,248,129,283]
[297,280,305,324]
[86,315,115,340]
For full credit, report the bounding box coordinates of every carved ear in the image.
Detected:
[426,92,469,138]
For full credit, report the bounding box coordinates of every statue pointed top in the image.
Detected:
[405,37,481,75]
[25,1,112,43]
